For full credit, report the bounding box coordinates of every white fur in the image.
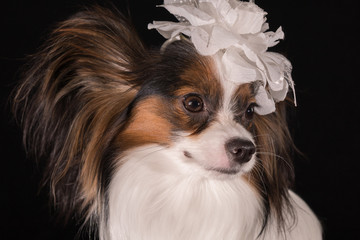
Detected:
[176,113,256,173]
[103,145,322,240]
[260,191,322,240]
[105,145,262,240]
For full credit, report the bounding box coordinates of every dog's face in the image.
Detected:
[116,40,259,177]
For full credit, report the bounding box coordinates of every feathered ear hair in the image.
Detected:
[250,99,297,236]
[12,6,147,224]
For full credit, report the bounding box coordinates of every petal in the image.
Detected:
[254,85,276,115]
[261,52,289,91]
[190,27,216,55]
[239,44,267,84]
[162,4,215,26]
[232,2,267,34]
[207,26,239,52]
[265,26,285,47]
[148,21,191,39]
[221,47,259,84]
[269,80,289,102]
[191,26,236,55]
[261,52,295,102]
[241,33,268,53]
[212,0,239,26]
[261,22,270,32]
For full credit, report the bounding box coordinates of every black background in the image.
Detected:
[1,0,359,239]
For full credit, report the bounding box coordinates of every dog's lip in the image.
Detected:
[209,167,240,175]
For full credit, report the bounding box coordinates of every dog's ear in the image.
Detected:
[12,6,146,221]
[250,100,296,234]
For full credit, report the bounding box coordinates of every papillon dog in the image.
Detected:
[13,5,322,240]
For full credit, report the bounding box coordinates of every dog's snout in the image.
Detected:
[225,138,255,164]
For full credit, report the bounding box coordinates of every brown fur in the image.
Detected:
[117,97,173,151]
[12,6,146,222]
[250,100,296,234]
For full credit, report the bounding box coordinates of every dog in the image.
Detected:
[13,1,322,239]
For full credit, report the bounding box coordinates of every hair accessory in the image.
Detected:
[149,0,296,115]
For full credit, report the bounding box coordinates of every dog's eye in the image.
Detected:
[245,103,256,120]
[183,94,204,113]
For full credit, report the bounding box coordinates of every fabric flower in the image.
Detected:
[149,0,296,115]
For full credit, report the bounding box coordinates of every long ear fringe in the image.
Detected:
[251,99,297,237]
[12,6,146,223]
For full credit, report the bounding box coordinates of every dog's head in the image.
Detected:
[13,5,295,235]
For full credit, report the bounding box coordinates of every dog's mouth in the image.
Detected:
[213,168,240,175]
[183,150,247,176]
[207,166,242,175]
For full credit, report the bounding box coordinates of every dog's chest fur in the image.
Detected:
[104,147,262,240]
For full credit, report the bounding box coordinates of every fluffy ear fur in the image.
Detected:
[12,6,148,223]
[251,100,296,234]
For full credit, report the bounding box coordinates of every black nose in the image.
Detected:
[225,138,256,164]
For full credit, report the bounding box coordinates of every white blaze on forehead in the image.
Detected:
[211,50,277,115]
[211,52,249,110]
